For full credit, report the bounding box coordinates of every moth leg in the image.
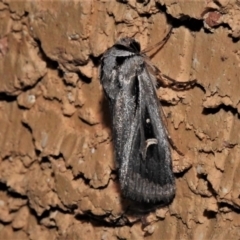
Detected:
[144,62,196,90]
[161,74,196,91]
[167,133,184,156]
[150,64,196,90]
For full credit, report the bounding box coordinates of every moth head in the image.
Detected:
[116,37,141,53]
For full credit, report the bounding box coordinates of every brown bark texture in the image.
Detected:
[0,0,240,239]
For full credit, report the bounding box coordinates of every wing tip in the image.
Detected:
[120,171,175,206]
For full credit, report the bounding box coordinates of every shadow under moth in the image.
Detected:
[100,35,193,210]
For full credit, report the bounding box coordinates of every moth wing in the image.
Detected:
[119,63,175,204]
[112,58,140,169]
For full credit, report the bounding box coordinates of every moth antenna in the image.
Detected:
[142,26,173,56]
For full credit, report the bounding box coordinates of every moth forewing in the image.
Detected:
[100,36,177,210]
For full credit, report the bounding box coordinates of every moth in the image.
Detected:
[100,36,182,208]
